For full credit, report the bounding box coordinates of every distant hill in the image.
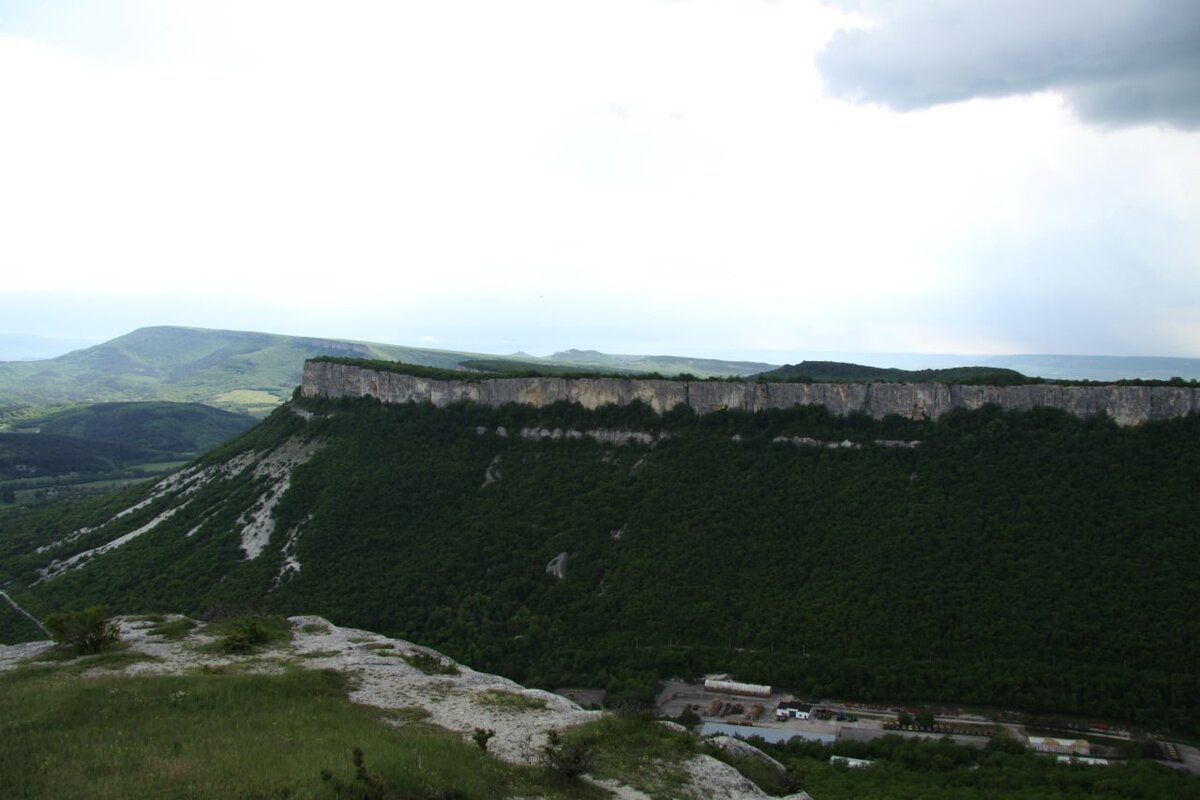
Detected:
[0,432,157,482]
[0,327,489,416]
[0,402,256,499]
[546,349,776,378]
[0,327,776,416]
[786,352,1200,382]
[755,361,1031,385]
[22,402,255,457]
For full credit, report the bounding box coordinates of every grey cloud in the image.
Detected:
[816,0,1200,129]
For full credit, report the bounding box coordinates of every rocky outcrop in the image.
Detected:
[301,361,1200,427]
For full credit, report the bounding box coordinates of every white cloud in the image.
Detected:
[817,0,1200,129]
[0,1,1197,357]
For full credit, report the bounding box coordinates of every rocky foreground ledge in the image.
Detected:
[1,615,811,800]
[302,360,1200,426]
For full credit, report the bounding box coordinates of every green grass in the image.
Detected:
[297,649,342,660]
[0,666,609,799]
[27,645,160,674]
[199,614,292,654]
[400,651,460,676]
[209,389,286,409]
[147,618,197,640]
[475,689,547,711]
[704,744,799,796]
[564,715,699,798]
[130,460,191,472]
[300,622,330,635]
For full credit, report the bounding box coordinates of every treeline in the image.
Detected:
[309,355,682,382]
[754,735,1200,799]
[4,397,1198,736]
[0,433,157,480]
[30,402,255,455]
[754,361,1032,384]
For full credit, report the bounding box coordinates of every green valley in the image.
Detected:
[0,402,255,505]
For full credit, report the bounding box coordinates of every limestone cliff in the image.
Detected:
[301,360,1200,426]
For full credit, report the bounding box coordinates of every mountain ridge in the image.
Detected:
[0,326,777,416]
[301,359,1200,426]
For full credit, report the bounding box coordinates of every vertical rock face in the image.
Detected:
[300,361,1200,426]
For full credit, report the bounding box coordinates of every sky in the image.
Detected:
[1,0,1198,363]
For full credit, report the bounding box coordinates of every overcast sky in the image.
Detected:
[1,0,1197,362]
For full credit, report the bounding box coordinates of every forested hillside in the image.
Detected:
[17,402,255,457]
[2,396,1197,736]
[0,402,256,504]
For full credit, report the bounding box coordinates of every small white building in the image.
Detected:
[704,679,772,697]
[831,757,875,769]
[775,701,812,720]
[1028,736,1090,756]
[1056,755,1108,766]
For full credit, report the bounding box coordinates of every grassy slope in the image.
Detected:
[0,664,603,800]
[546,348,776,378]
[0,326,483,415]
[4,627,1197,800]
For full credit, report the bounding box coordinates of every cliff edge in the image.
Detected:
[301,360,1200,426]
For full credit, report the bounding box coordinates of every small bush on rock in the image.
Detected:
[539,729,595,780]
[472,728,496,751]
[44,606,121,654]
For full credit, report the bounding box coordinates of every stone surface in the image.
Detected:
[302,361,1200,426]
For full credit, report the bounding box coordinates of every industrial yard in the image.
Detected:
[653,677,1200,775]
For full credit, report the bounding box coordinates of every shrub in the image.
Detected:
[539,729,595,780]
[201,614,290,654]
[401,652,459,676]
[320,746,389,799]
[472,728,496,751]
[43,606,120,654]
[220,616,272,653]
[147,618,196,640]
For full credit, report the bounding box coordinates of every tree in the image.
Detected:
[44,606,120,654]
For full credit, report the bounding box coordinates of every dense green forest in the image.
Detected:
[755,360,1032,384]
[758,360,1200,387]
[2,397,1197,738]
[24,402,254,454]
[309,355,680,381]
[0,402,256,503]
[0,433,157,481]
[753,735,1200,799]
